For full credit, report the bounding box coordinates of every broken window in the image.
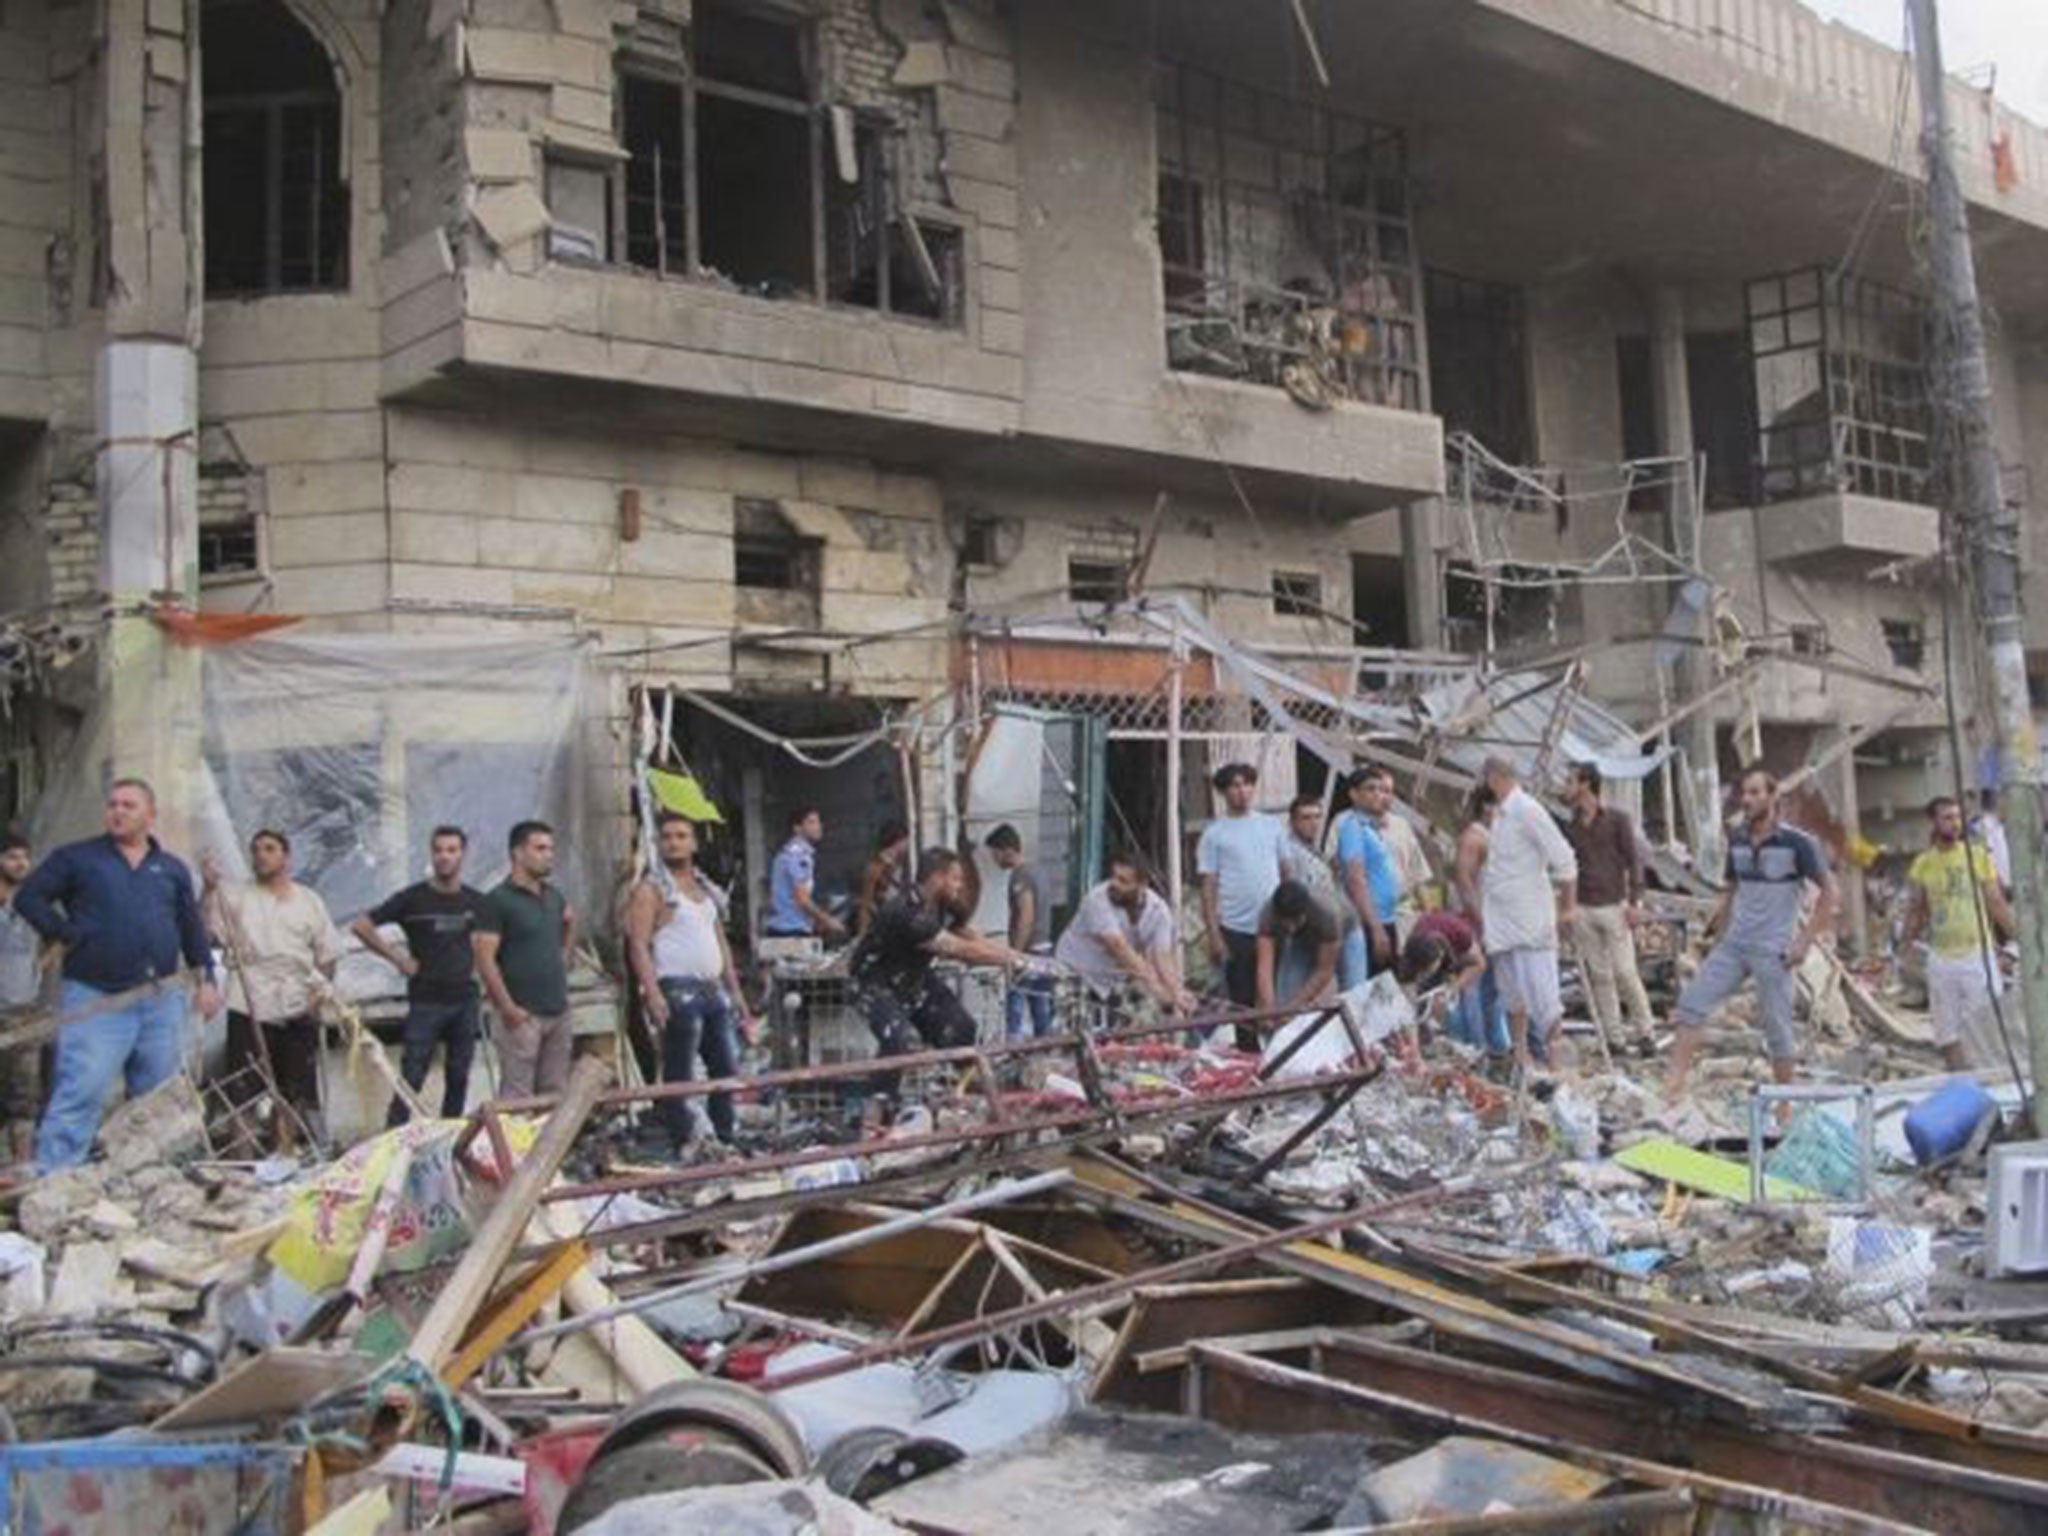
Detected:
[1789,623,1830,658]
[546,156,612,264]
[1426,271,1530,464]
[960,517,1002,569]
[733,497,821,626]
[1881,618,1927,670]
[198,462,263,584]
[1155,61,1423,411]
[825,117,965,323]
[1615,332,1760,510]
[1271,570,1323,618]
[1747,267,1929,505]
[201,0,348,297]
[609,2,962,321]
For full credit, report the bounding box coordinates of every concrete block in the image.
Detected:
[146,37,184,83]
[945,47,1014,101]
[822,546,915,596]
[472,184,552,251]
[200,298,379,367]
[616,524,727,577]
[933,84,1012,141]
[602,573,736,626]
[466,127,536,182]
[797,457,882,509]
[550,83,614,134]
[949,175,1017,229]
[464,268,561,329]
[975,224,1019,273]
[874,472,944,521]
[226,410,383,466]
[893,40,951,88]
[265,460,385,518]
[387,410,528,470]
[466,28,608,89]
[511,472,616,526]
[388,461,487,512]
[980,309,1024,356]
[943,132,1015,185]
[477,513,613,570]
[267,510,389,567]
[144,0,183,34]
[260,561,389,617]
[391,509,482,564]
[380,229,457,302]
[980,266,1021,313]
[391,562,517,606]
[553,0,614,38]
[638,485,731,535]
[697,447,801,499]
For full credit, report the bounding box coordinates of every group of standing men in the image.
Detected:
[0,779,587,1171]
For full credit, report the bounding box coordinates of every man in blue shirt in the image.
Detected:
[1337,768,1400,978]
[766,806,845,941]
[15,778,219,1169]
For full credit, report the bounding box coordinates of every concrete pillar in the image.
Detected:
[1400,498,1443,649]
[89,0,205,845]
[1651,287,1725,877]
[1829,726,1867,957]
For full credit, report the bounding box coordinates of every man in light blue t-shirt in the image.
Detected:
[1336,768,1400,978]
[1196,763,1285,1034]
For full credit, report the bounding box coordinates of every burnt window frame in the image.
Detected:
[609,1,964,327]
[1067,556,1129,607]
[1425,269,1532,465]
[200,1,350,298]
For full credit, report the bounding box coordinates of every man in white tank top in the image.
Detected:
[626,812,756,1149]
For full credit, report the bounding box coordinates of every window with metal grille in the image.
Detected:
[201,0,348,297]
[1068,558,1128,606]
[1271,570,1323,618]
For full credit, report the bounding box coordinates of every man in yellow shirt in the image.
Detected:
[1904,796,2014,1071]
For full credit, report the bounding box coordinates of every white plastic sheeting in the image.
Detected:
[35,630,609,923]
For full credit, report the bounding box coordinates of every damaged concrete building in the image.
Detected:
[4,0,2048,935]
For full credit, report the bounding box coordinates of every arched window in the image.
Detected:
[202,0,348,296]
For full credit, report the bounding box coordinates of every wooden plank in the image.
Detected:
[155,1348,376,1431]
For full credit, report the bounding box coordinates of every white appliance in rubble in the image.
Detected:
[1986,1138,2048,1277]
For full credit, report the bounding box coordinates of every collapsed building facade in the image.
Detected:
[4,0,2048,940]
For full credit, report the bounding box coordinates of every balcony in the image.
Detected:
[1751,489,1940,571]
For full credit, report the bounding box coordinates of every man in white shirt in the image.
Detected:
[626,812,756,1150]
[1478,758,1579,1071]
[1055,854,1193,1014]
[1197,763,1286,1035]
[204,829,341,1152]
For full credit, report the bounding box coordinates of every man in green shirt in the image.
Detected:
[474,820,578,1095]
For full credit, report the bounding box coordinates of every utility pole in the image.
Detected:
[1908,0,2048,1119]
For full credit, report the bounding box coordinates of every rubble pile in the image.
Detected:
[7,961,2048,1534]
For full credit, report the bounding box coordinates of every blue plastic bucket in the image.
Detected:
[1903,1076,1997,1166]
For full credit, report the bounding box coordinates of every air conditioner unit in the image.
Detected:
[1986,1140,2048,1278]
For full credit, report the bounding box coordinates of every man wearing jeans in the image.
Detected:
[1563,763,1657,1057]
[985,824,1054,1038]
[16,779,219,1169]
[353,826,487,1125]
[474,821,578,1097]
[626,812,755,1148]
[1667,767,1837,1099]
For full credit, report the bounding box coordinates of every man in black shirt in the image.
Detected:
[852,849,1023,1098]
[353,826,488,1124]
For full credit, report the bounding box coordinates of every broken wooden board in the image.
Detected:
[154,1347,376,1432]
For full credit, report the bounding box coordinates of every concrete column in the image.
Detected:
[1828,725,1867,957]
[1400,497,1443,649]
[1651,287,1724,876]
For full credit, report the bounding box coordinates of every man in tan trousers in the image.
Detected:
[1563,763,1656,1056]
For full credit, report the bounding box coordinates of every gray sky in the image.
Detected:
[1805,0,2048,125]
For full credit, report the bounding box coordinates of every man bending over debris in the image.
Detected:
[1903,795,2012,1072]
[1479,757,1578,1072]
[1255,878,1341,1017]
[205,829,341,1153]
[16,778,219,1170]
[626,811,756,1150]
[1666,767,1837,1100]
[1055,853,1195,1016]
[852,849,1023,1102]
